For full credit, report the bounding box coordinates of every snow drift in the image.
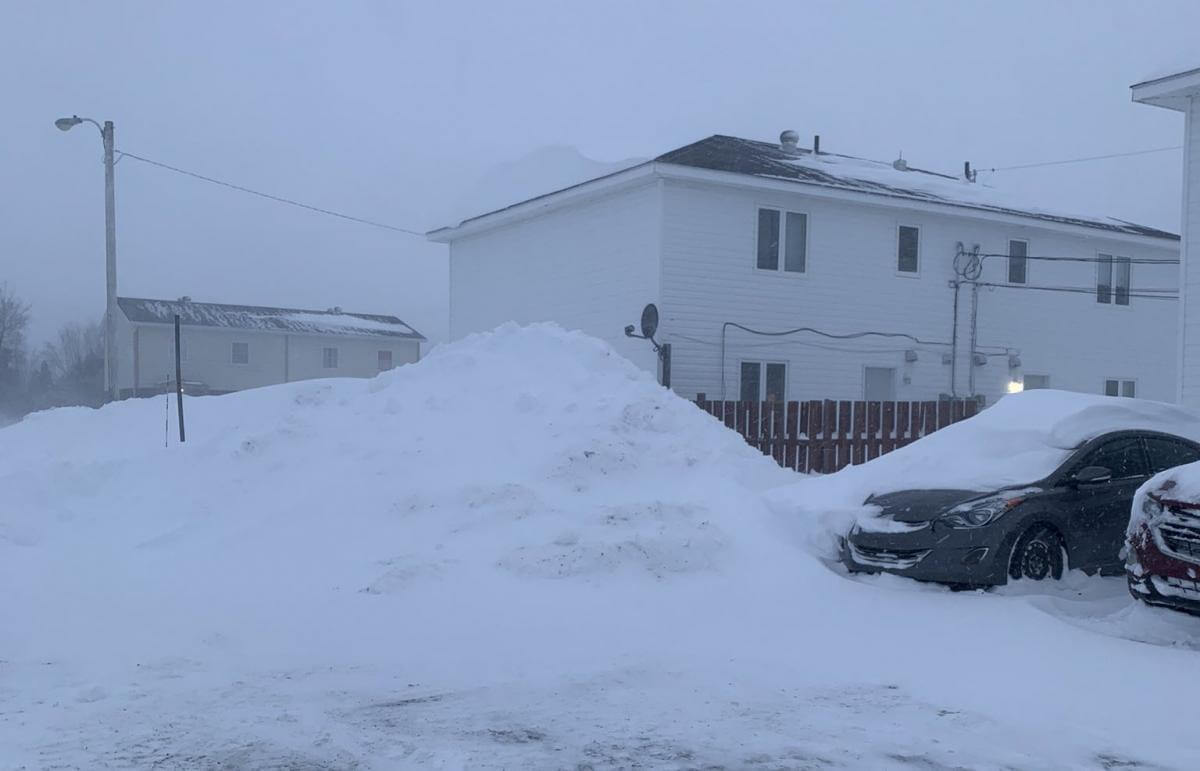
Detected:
[5,326,1200,768]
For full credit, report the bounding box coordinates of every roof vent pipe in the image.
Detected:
[779,130,800,154]
[813,134,821,155]
[892,154,908,171]
[177,295,191,303]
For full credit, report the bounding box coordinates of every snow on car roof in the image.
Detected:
[767,390,1200,538]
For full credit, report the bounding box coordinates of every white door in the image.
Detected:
[864,366,896,401]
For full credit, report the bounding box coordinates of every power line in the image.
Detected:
[979,253,1178,265]
[981,146,1181,173]
[973,281,1178,300]
[116,150,426,236]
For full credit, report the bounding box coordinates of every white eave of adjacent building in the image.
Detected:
[427,161,1178,250]
[1132,66,1200,111]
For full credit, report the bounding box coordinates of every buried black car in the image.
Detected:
[843,430,1200,585]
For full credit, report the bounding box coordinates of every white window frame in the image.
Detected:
[739,360,788,401]
[1103,378,1137,398]
[1097,252,1132,307]
[231,341,249,365]
[754,206,809,276]
[1007,238,1029,285]
[1022,373,1051,390]
[322,346,339,369]
[377,349,393,371]
[896,224,921,276]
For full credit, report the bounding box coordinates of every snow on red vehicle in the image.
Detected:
[1128,465,1200,615]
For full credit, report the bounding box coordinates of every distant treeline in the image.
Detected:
[0,282,106,426]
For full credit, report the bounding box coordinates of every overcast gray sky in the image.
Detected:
[2,0,1197,348]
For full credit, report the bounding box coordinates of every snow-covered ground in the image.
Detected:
[4,324,1200,769]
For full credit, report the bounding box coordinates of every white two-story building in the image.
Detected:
[429,132,1179,405]
[115,297,425,397]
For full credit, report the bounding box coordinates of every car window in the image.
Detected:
[1077,437,1149,480]
[1143,437,1200,473]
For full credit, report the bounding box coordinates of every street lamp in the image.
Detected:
[56,114,119,402]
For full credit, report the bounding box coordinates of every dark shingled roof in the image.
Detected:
[117,297,425,340]
[655,135,1178,240]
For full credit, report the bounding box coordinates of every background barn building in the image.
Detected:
[429,132,1180,405]
[115,297,424,396]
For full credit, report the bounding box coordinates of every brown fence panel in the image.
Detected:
[866,401,882,460]
[881,401,897,455]
[695,395,979,474]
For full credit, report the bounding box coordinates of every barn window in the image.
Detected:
[323,347,339,369]
[231,342,249,364]
[378,350,393,371]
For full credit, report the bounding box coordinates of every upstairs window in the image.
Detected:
[1105,378,1136,398]
[378,350,393,371]
[322,347,339,369]
[1008,239,1028,284]
[231,341,249,365]
[756,208,806,273]
[740,361,787,402]
[897,225,919,273]
[1098,254,1131,305]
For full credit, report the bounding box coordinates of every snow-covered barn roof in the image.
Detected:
[117,297,425,340]
[654,135,1177,240]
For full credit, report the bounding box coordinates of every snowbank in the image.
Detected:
[5,328,1200,768]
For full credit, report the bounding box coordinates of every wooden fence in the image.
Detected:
[694,394,980,473]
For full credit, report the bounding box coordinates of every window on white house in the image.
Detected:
[1104,378,1136,398]
[864,366,897,401]
[378,350,393,371]
[756,208,806,273]
[231,341,249,364]
[1023,373,1050,390]
[1008,239,1028,284]
[740,361,787,401]
[1098,254,1131,305]
[897,225,919,273]
[323,347,339,369]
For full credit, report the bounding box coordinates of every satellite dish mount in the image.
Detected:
[624,303,662,353]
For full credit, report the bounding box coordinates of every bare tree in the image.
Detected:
[0,282,30,375]
[38,320,105,407]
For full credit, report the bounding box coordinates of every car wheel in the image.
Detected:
[1009,525,1064,582]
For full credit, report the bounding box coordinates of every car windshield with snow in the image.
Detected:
[837,391,1200,586]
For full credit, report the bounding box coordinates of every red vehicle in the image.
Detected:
[1127,470,1200,615]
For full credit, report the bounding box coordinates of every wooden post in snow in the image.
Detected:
[174,314,186,443]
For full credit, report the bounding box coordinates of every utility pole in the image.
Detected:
[102,121,118,402]
[55,115,119,402]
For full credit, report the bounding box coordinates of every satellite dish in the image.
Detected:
[640,304,659,340]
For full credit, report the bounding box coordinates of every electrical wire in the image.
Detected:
[980,146,1182,173]
[972,281,1178,300]
[116,150,426,236]
[979,252,1178,265]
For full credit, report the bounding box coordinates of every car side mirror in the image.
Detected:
[1072,465,1113,486]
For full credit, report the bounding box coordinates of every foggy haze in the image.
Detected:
[2,0,1196,346]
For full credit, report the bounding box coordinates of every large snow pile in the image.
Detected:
[766,389,1200,557]
[5,326,1200,768]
